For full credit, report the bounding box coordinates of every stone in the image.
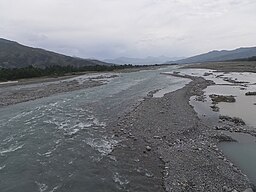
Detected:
[222,186,232,192]
[223,186,229,191]
[146,146,152,151]
[243,188,253,192]
[153,136,161,139]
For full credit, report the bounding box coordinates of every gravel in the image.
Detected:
[109,75,253,191]
[0,78,105,107]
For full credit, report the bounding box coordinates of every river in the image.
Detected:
[0,66,189,192]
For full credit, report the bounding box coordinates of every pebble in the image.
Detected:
[146,146,152,151]
[223,186,232,192]
[243,188,253,192]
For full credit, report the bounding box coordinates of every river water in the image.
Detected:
[0,66,190,192]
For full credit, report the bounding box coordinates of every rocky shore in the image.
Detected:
[0,74,117,107]
[109,75,254,191]
[184,61,256,73]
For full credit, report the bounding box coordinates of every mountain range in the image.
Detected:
[169,47,256,64]
[104,56,184,65]
[1,38,256,68]
[0,38,110,68]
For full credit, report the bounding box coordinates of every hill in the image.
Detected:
[0,38,110,68]
[105,56,184,65]
[168,47,256,64]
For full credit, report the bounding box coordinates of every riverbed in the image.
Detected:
[182,68,256,187]
[0,66,190,192]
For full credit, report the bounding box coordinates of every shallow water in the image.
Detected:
[189,95,219,125]
[220,141,256,185]
[184,68,256,127]
[183,68,256,186]
[0,66,189,192]
[205,84,256,127]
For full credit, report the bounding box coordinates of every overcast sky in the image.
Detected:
[0,0,256,59]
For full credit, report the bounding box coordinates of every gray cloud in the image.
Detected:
[0,0,256,59]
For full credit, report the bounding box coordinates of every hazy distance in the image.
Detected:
[0,0,256,60]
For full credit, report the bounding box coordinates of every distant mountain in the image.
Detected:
[168,47,256,64]
[0,38,111,68]
[105,56,184,65]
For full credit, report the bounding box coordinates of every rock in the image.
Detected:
[223,186,229,191]
[212,134,237,142]
[219,115,246,126]
[245,92,256,96]
[146,146,152,151]
[203,72,213,76]
[223,186,232,192]
[243,188,254,192]
[211,105,220,112]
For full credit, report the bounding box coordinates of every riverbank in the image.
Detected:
[109,73,253,191]
[0,65,165,107]
[0,73,118,107]
[183,61,256,73]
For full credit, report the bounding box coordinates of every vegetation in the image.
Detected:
[219,115,245,126]
[232,56,256,61]
[0,64,153,81]
[0,38,110,68]
[209,94,236,104]
[245,91,256,96]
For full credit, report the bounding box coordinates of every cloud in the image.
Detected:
[0,0,256,59]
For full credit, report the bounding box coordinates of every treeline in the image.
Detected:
[231,56,256,62]
[0,64,152,81]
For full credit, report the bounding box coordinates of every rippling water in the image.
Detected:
[0,66,189,192]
